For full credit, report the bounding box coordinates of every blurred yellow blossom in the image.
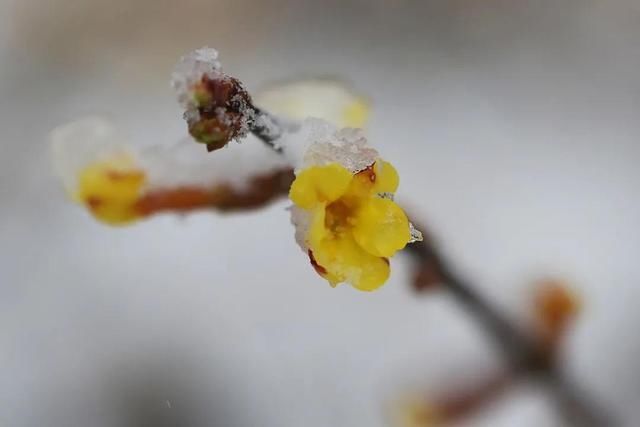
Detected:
[290,160,410,291]
[534,279,581,352]
[75,155,146,225]
[393,397,441,427]
[255,78,370,128]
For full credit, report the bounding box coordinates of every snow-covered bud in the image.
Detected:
[172,48,255,152]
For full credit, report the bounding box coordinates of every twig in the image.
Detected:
[250,107,286,152]
[405,228,613,426]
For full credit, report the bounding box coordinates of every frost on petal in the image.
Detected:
[255,78,370,128]
[277,118,378,173]
[304,127,378,173]
[50,116,134,196]
[171,47,222,110]
[409,223,424,243]
[289,205,311,251]
[275,118,335,169]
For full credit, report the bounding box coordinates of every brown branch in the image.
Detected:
[433,370,513,423]
[250,107,287,153]
[134,168,294,216]
[405,224,613,426]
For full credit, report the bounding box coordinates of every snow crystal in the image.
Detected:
[274,118,333,169]
[306,126,379,172]
[139,133,290,192]
[171,47,222,110]
[182,108,201,125]
[276,118,378,173]
[233,96,257,142]
[409,223,424,243]
[254,112,283,141]
[50,116,133,194]
[289,205,311,251]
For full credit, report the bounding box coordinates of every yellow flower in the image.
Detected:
[75,155,146,225]
[290,160,410,291]
[393,396,441,427]
[255,78,370,128]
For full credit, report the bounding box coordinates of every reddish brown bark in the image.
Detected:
[135,168,294,216]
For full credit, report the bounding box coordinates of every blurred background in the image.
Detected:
[1,0,640,425]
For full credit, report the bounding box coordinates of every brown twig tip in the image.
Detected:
[394,371,513,427]
[172,47,282,152]
[185,73,256,151]
[404,221,444,292]
[532,279,581,358]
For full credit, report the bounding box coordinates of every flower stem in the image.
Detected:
[249,108,287,152]
[405,228,612,426]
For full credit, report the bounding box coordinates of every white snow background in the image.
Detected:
[1,1,639,426]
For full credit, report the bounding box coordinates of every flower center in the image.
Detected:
[325,198,355,235]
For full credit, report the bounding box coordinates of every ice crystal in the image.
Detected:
[277,118,378,173]
[278,119,373,172]
[50,116,133,194]
[254,112,285,144]
[289,205,311,251]
[409,223,424,243]
[171,47,222,110]
[304,126,378,173]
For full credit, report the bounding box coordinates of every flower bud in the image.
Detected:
[173,48,256,151]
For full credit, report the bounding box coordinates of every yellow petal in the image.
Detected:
[76,157,146,225]
[310,229,390,292]
[289,163,353,210]
[307,204,329,249]
[373,160,399,194]
[344,166,377,201]
[393,395,441,427]
[350,250,390,291]
[344,160,399,200]
[352,198,411,258]
[307,205,345,286]
[342,98,370,128]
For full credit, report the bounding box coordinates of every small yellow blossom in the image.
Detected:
[534,279,581,349]
[290,160,410,291]
[393,397,441,427]
[75,155,146,225]
[342,98,370,128]
[255,78,370,128]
